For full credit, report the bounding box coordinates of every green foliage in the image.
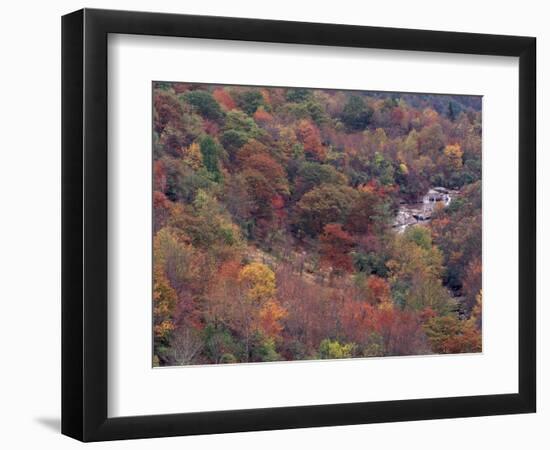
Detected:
[292,184,359,237]
[203,324,243,364]
[281,99,328,125]
[447,100,463,121]
[305,100,329,125]
[220,353,238,364]
[163,158,212,203]
[199,135,223,181]
[224,109,261,135]
[250,333,281,362]
[153,81,172,91]
[423,315,481,354]
[286,88,313,103]
[363,333,385,357]
[388,227,453,314]
[431,181,481,293]
[404,226,432,250]
[293,161,346,198]
[220,129,249,158]
[369,152,395,185]
[152,83,482,366]
[237,90,264,115]
[352,251,388,276]
[341,95,372,131]
[184,90,225,123]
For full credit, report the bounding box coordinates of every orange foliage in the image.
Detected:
[242,153,288,195]
[420,307,438,322]
[365,275,391,305]
[253,107,273,123]
[212,88,236,110]
[296,120,326,161]
[421,108,440,126]
[218,259,242,280]
[358,179,397,197]
[259,300,288,338]
[440,325,481,353]
[320,223,354,273]
[260,88,272,107]
[271,194,287,221]
[151,82,483,365]
[236,139,270,166]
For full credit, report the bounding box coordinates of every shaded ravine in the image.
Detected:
[393,186,467,315]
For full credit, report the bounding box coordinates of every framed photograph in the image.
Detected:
[62,8,536,441]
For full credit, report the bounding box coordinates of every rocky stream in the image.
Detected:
[392,187,459,233]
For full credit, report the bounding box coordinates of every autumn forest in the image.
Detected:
[153,82,482,366]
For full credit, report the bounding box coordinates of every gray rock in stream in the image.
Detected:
[392,187,458,232]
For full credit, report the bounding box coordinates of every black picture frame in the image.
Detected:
[62,8,536,442]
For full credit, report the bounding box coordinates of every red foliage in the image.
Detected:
[213,88,236,110]
[365,275,391,305]
[341,300,375,343]
[384,310,428,355]
[242,153,288,194]
[253,107,273,123]
[203,119,220,136]
[236,139,270,166]
[172,83,193,94]
[419,307,437,322]
[153,91,183,134]
[320,223,355,273]
[296,120,326,161]
[359,179,397,197]
[153,160,167,192]
[153,190,170,209]
[151,82,483,365]
[218,259,242,280]
[391,106,405,125]
[371,307,428,356]
[271,194,285,210]
[153,190,171,232]
[271,194,287,221]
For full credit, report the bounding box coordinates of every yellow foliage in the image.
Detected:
[152,230,179,340]
[443,144,463,170]
[378,299,394,313]
[152,270,177,339]
[277,126,298,160]
[154,320,175,338]
[238,262,276,304]
[469,290,482,328]
[183,142,203,170]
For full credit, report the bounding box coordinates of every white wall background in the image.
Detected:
[0,0,546,448]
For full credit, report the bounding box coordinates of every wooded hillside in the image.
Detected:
[152,82,482,366]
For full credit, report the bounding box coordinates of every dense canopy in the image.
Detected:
[152,82,482,366]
